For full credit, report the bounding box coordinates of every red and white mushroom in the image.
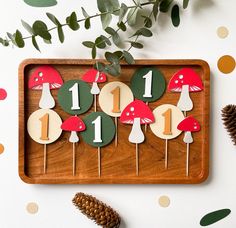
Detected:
[168,68,203,112]
[61,116,86,143]
[82,69,107,95]
[120,100,155,144]
[177,116,201,176]
[28,65,63,109]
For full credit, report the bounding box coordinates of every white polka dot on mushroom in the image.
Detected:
[130,107,134,111]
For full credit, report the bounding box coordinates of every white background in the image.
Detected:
[0,0,235,227]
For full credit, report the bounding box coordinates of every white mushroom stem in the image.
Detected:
[39,83,55,109]
[90,82,100,95]
[69,131,79,143]
[129,118,145,144]
[183,131,193,144]
[177,85,193,112]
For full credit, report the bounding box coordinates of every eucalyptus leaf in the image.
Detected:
[104,64,120,76]
[21,20,34,35]
[92,46,96,59]
[95,37,106,49]
[100,35,111,46]
[119,3,128,23]
[43,39,51,44]
[183,0,189,9]
[32,36,40,51]
[82,41,94,48]
[66,12,80,31]
[101,13,112,29]
[160,0,173,12]
[94,62,105,72]
[0,38,9,47]
[171,4,180,27]
[105,51,119,63]
[46,12,61,26]
[123,50,135,64]
[127,8,138,26]
[97,0,120,14]
[142,16,152,28]
[112,33,120,47]
[23,0,57,7]
[105,27,116,35]
[7,33,17,45]
[117,21,126,31]
[57,25,64,43]
[15,30,25,48]
[33,20,51,40]
[153,1,159,20]
[128,41,143,49]
[85,18,91,29]
[131,28,152,37]
[113,51,123,59]
[81,7,89,18]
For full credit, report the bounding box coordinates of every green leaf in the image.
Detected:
[112,33,120,47]
[123,50,135,64]
[101,13,112,29]
[131,28,153,37]
[57,25,64,43]
[23,0,57,7]
[92,46,96,59]
[171,4,180,27]
[81,7,89,18]
[0,38,9,47]
[32,36,40,51]
[128,41,143,49]
[97,0,119,13]
[142,16,152,28]
[200,209,231,226]
[95,37,106,49]
[85,18,91,29]
[119,3,128,23]
[113,51,123,59]
[82,41,95,48]
[66,12,80,31]
[105,51,119,64]
[104,64,120,76]
[153,1,159,20]
[15,30,25,48]
[43,39,51,44]
[105,27,116,35]
[33,20,51,40]
[94,62,105,72]
[100,35,111,46]
[117,21,126,31]
[127,8,138,26]
[183,0,189,9]
[46,12,61,26]
[21,20,34,35]
[7,33,17,45]
[160,0,173,12]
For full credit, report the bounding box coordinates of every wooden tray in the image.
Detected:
[19,59,210,184]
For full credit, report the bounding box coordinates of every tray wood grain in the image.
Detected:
[19,59,210,184]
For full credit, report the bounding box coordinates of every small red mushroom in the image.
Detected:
[168,68,203,112]
[61,116,86,143]
[177,116,201,176]
[28,65,63,109]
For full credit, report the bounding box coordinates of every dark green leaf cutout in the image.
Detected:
[123,51,135,64]
[33,20,51,40]
[171,4,180,27]
[200,209,231,226]
[23,0,57,7]
[66,12,80,31]
[160,0,173,12]
[183,0,189,9]
[32,36,40,51]
[15,30,25,48]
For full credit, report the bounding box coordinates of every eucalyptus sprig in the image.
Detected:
[0,0,190,76]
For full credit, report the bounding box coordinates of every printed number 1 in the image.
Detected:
[92,116,103,143]
[69,83,81,110]
[111,86,121,113]
[39,113,49,140]
[162,108,172,135]
[143,70,153,98]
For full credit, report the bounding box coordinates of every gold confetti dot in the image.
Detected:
[217,55,236,74]
[0,144,4,154]
[158,195,170,208]
[26,202,38,214]
[217,26,229,39]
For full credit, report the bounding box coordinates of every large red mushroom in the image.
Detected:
[28,65,63,109]
[168,68,203,114]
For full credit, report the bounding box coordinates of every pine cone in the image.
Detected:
[72,192,121,228]
[222,104,236,145]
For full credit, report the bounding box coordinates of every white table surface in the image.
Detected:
[0,0,235,227]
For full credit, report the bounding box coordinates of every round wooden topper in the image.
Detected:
[81,112,115,148]
[57,80,93,115]
[130,67,166,102]
[150,104,184,140]
[99,81,134,117]
[27,109,62,144]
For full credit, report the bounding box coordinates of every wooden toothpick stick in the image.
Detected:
[94,94,97,112]
[144,101,149,132]
[73,143,76,176]
[115,117,118,147]
[165,139,168,169]
[136,143,139,176]
[43,144,47,174]
[186,143,189,176]
[98,147,101,177]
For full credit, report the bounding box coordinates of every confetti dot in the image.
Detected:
[158,195,170,208]
[0,144,4,154]
[217,55,236,74]
[217,26,229,39]
[0,88,7,100]
[26,202,39,214]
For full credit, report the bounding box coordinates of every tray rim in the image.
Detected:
[19,58,210,184]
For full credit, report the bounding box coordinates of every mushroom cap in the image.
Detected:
[120,100,155,124]
[168,68,203,92]
[177,116,200,132]
[82,69,107,83]
[28,65,63,90]
[61,116,86,132]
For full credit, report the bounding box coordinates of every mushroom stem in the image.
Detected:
[39,83,55,109]
[69,131,79,143]
[183,131,193,144]
[177,85,193,112]
[91,82,100,95]
[129,118,145,144]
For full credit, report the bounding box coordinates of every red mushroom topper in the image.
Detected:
[28,65,63,109]
[61,116,86,143]
[168,68,203,112]
[82,69,107,95]
[120,100,155,144]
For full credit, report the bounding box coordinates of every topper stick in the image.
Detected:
[44,144,47,174]
[94,94,97,112]
[165,139,168,169]
[144,101,149,132]
[115,117,118,147]
[98,147,101,177]
[136,143,139,176]
[184,111,187,117]
[186,143,189,176]
[73,142,76,176]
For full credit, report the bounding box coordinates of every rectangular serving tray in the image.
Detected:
[19,59,210,184]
